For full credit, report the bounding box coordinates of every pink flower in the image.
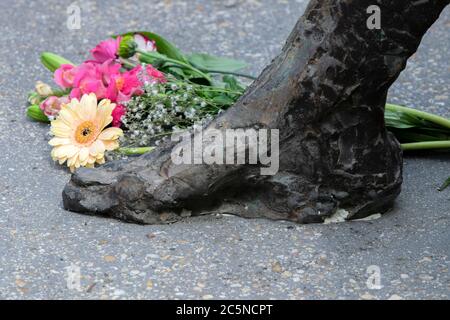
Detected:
[97,59,122,84]
[90,37,121,64]
[54,64,76,89]
[106,65,143,103]
[111,104,126,127]
[128,34,158,63]
[105,65,166,104]
[40,96,70,117]
[145,65,166,83]
[70,62,107,100]
[69,60,122,100]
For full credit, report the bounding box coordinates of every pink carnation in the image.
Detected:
[90,37,121,64]
[40,96,70,117]
[54,64,76,89]
[105,65,166,104]
[106,66,142,104]
[70,62,106,100]
[144,65,167,83]
[69,59,123,100]
[97,59,122,84]
[111,104,126,127]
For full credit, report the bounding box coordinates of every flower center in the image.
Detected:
[74,121,97,145]
[115,77,125,91]
[64,71,74,82]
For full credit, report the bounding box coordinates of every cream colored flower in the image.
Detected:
[35,81,53,97]
[49,93,123,172]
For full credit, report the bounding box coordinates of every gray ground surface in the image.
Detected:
[0,0,449,300]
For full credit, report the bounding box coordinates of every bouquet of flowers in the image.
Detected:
[27,32,251,172]
[26,31,449,188]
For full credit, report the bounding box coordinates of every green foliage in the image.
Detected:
[385,104,450,191]
[118,31,187,63]
[188,53,247,73]
[385,104,450,144]
[117,31,252,85]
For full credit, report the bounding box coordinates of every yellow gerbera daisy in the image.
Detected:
[48,93,123,172]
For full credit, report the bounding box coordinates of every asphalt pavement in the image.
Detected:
[0,0,448,299]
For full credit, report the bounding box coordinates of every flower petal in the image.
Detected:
[79,147,90,165]
[102,140,120,151]
[58,106,80,126]
[53,144,79,159]
[49,137,71,146]
[98,127,123,141]
[51,119,71,131]
[67,155,78,168]
[87,156,97,164]
[96,100,115,130]
[74,158,81,169]
[67,97,81,111]
[51,126,71,138]
[78,93,97,120]
[50,119,72,138]
[89,140,105,157]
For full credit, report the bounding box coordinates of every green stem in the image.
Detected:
[177,81,244,95]
[163,64,255,81]
[120,58,137,69]
[52,88,71,97]
[386,103,450,129]
[401,140,450,151]
[439,177,450,191]
[137,50,212,83]
[200,69,257,80]
[192,86,243,95]
[117,146,155,155]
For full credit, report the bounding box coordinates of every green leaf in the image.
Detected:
[164,66,187,79]
[386,103,450,130]
[27,105,49,123]
[40,52,74,72]
[222,75,245,92]
[439,176,450,191]
[212,94,235,106]
[188,53,247,73]
[118,31,187,63]
[385,104,450,145]
[384,112,415,129]
[137,52,163,66]
[138,51,177,72]
[389,129,447,143]
[138,51,212,84]
[385,109,427,129]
